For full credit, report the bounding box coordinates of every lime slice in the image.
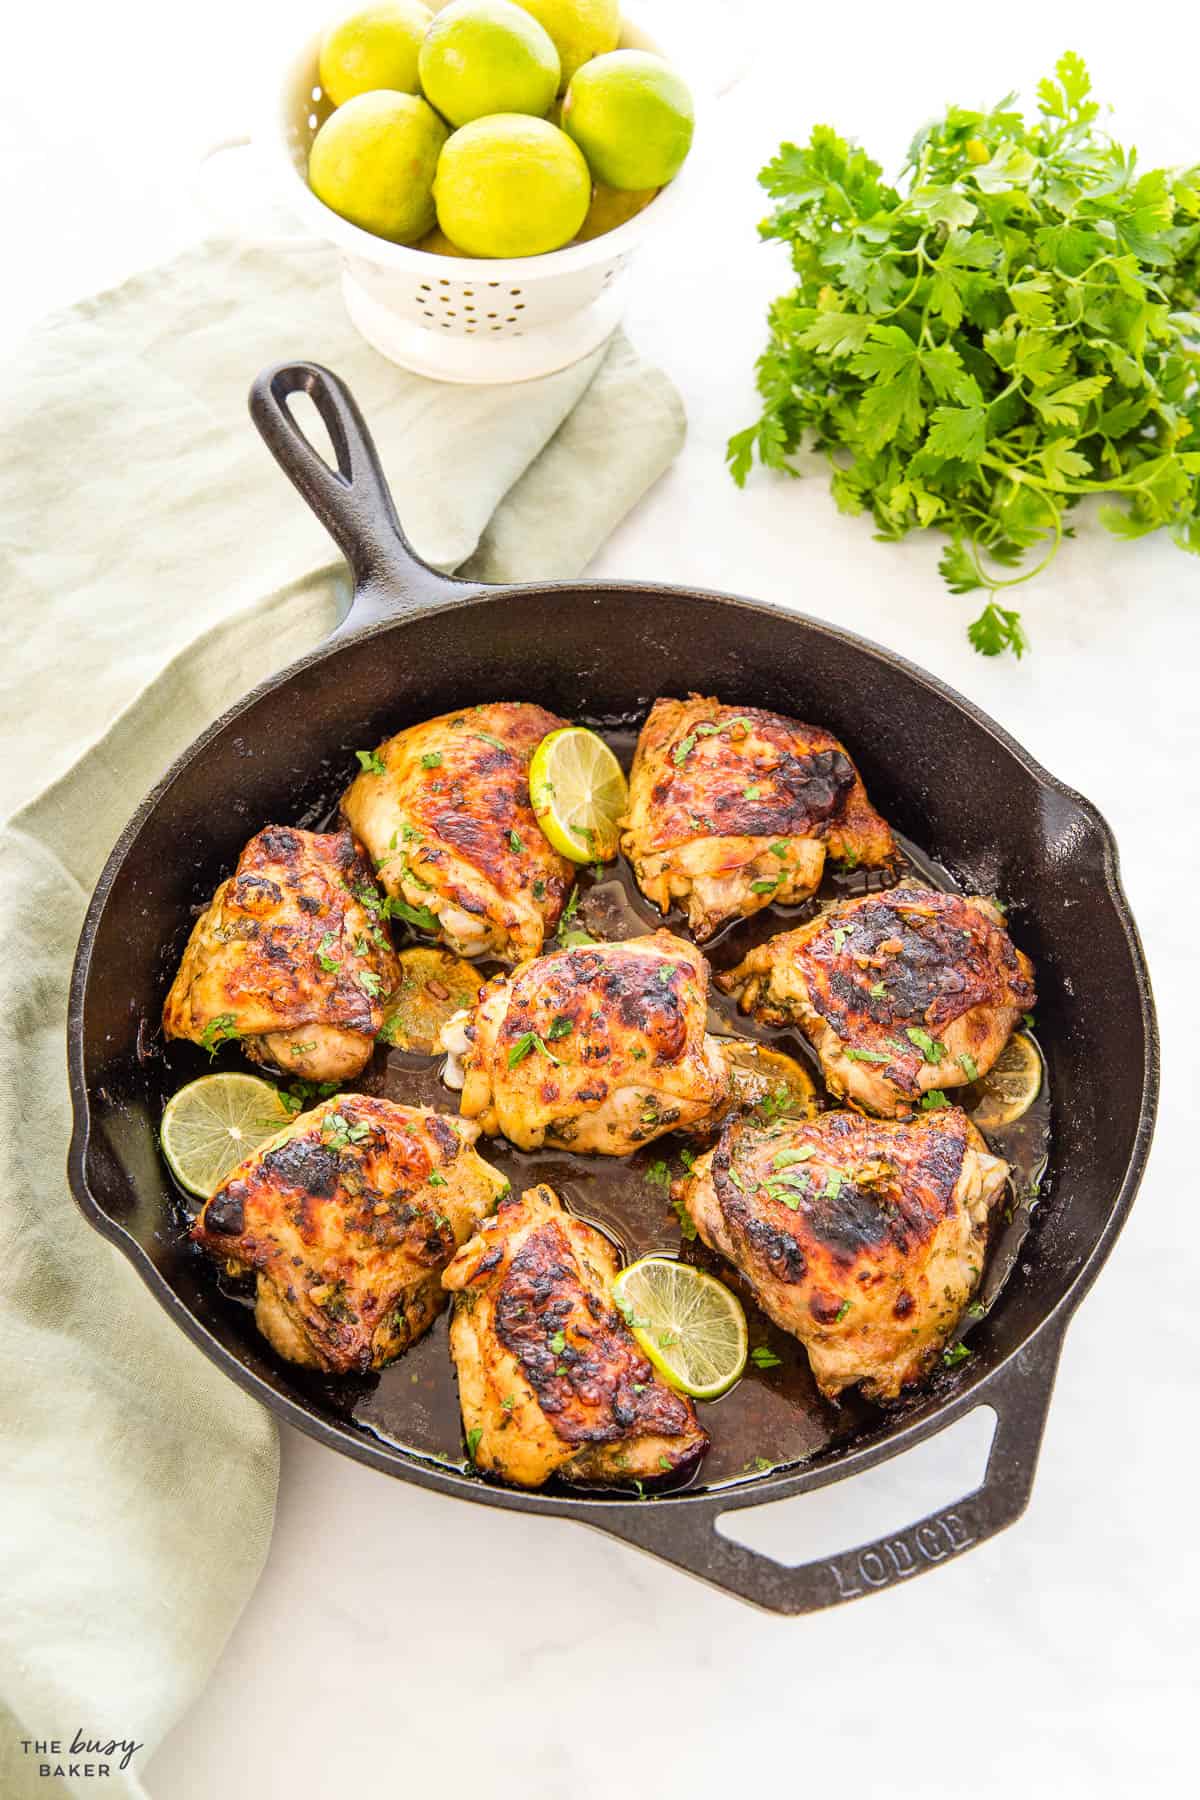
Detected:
[380,947,482,1053]
[161,1073,293,1200]
[968,1031,1042,1132]
[529,726,628,863]
[725,1041,820,1122]
[612,1256,748,1399]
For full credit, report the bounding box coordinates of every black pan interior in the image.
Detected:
[72,583,1151,1503]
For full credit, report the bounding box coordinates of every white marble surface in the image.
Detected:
[7,0,1198,1791]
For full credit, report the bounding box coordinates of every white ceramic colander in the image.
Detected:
[260,6,697,383]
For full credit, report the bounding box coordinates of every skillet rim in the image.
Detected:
[65,577,1160,1524]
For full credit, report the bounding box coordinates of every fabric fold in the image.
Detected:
[0,234,684,1799]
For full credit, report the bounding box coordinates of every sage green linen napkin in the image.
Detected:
[0,238,684,1800]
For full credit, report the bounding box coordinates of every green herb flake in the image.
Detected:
[943,1342,972,1366]
[773,1146,814,1168]
[356,749,387,775]
[958,1051,980,1082]
[671,1197,698,1241]
[466,1426,483,1460]
[420,751,443,770]
[383,897,439,933]
[921,1089,950,1111]
[199,1012,239,1057]
[907,1026,947,1063]
[750,1345,782,1369]
[508,828,524,853]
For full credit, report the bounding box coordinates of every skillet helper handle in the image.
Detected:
[248,360,470,621]
[598,1322,1067,1615]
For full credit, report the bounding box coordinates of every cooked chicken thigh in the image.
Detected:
[163,826,399,1082]
[719,887,1035,1117]
[620,695,895,940]
[681,1107,1008,1400]
[443,1182,708,1488]
[448,931,732,1153]
[342,702,574,963]
[192,1095,507,1374]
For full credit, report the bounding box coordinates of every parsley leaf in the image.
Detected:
[729,55,1200,657]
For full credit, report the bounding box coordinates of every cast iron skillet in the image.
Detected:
[66,361,1158,1615]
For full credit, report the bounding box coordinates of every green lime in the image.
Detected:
[613,1257,748,1400]
[725,1041,820,1121]
[968,1031,1043,1132]
[160,1074,292,1200]
[418,0,559,128]
[562,49,694,189]
[318,2,432,106]
[309,90,448,242]
[434,115,590,256]
[380,947,482,1052]
[511,0,620,90]
[528,725,628,861]
[575,181,657,241]
[416,225,474,256]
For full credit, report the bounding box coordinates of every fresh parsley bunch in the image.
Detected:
[728,54,1200,655]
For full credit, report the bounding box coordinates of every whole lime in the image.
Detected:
[416,225,473,256]
[318,2,432,105]
[562,49,693,189]
[434,114,591,256]
[418,0,559,128]
[511,0,620,90]
[309,91,448,242]
[575,181,657,241]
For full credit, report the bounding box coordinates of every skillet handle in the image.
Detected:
[594,1321,1067,1615]
[248,361,474,626]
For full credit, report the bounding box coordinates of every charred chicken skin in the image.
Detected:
[163,826,399,1082]
[342,702,575,964]
[447,931,732,1153]
[620,695,895,941]
[681,1107,1008,1401]
[192,1095,507,1375]
[443,1183,708,1488]
[719,887,1035,1117]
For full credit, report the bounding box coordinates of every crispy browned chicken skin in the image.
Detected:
[681,1107,1008,1400]
[163,826,399,1082]
[620,695,895,940]
[719,887,1035,1117]
[447,931,732,1153]
[443,1183,708,1488]
[192,1095,507,1375]
[342,702,574,963]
